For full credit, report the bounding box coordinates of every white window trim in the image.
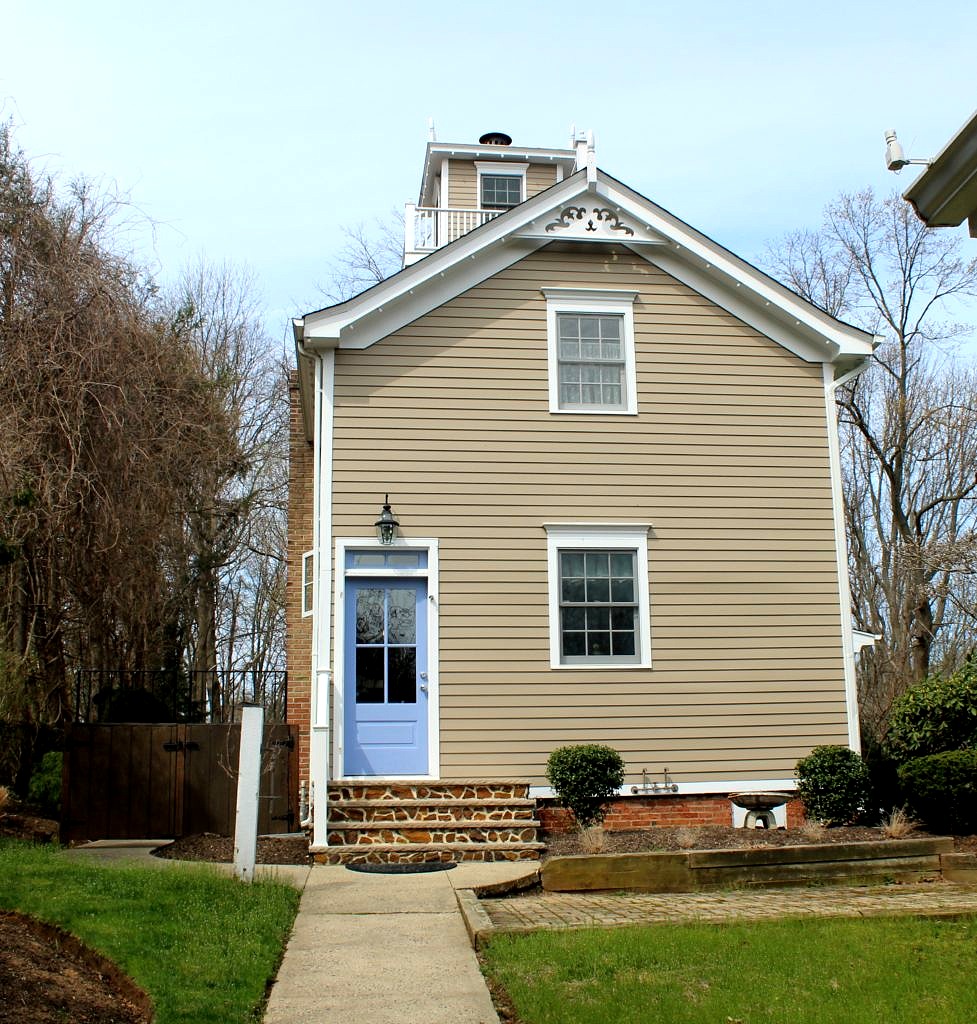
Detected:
[332,536,440,781]
[542,288,638,415]
[301,550,314,617]
[543,523,652,669]
[475,161,528,208]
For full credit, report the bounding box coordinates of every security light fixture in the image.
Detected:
[884,130,932,172]
[375,495,399,545]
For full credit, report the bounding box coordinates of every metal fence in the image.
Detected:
[72,668,287,724]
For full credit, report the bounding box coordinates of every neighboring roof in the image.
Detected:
[296,166,876,370]
[903,109,977,237]
[418,141,577,206]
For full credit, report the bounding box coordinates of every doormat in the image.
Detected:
[345,861,457,874]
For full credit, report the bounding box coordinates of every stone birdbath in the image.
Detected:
[729,791,792,829]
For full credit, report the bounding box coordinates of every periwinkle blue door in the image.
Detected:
[344,579,428,776]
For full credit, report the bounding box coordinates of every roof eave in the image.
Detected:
[903,109,977,229]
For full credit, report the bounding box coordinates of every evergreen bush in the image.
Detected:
[885,657,977,764]
[27,750,62,817]
[898,750,977,834]
[794,745,871,825]
[545,744,624,829]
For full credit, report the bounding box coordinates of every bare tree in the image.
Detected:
[766,189,977,743]
[319,211,403,302]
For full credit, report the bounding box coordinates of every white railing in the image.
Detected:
[404,204,502,258]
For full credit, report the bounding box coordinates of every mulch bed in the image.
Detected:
[0,911,152,1024]
[543,824,977,858]
[153,832,311,864]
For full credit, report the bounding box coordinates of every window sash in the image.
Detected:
[556,313,626,410]
[558,549,639,663]
[480,174,522,208]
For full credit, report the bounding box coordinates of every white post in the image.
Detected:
[233,704,264,883]
[404,203,416,259]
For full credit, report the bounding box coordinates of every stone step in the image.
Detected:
[327,821,541,846]
[329,798,537,824]
[328,781,531,802]
[314,841,545,865]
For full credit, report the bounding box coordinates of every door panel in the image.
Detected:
[344,578,428,776]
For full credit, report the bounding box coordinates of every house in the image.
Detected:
[288,129,876,861]
[900,109,977,237]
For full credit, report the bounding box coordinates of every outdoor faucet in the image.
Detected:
[631,767,679,794]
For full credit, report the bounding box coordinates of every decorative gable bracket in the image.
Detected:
[518,203,666,245]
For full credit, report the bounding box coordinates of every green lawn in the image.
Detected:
[0,840,300,1024]
[482,915,977,1024]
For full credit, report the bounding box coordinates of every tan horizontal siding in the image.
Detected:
[330,244,848,784]
[447,160,476,207]
[526,163,557,197]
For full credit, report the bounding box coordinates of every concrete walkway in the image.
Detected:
[263,862,533,1024]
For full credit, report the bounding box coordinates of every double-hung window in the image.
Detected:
[475,161,528,210]
[543,289,638,415]
[544,524,652,668]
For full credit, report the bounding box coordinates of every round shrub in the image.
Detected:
[885,657,977,764]
[898,749,977,834]
[795,745,871,825]
[545,744,625,829]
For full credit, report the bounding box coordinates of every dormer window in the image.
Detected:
[476,161,528,210]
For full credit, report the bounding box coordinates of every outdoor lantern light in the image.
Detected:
[375,494,399,545]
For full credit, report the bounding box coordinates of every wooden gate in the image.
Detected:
[62,722,298,842]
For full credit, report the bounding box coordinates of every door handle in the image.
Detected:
[420,684,428,693]
[420,672,428,679]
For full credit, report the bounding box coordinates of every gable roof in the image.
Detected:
[295,168,876,417]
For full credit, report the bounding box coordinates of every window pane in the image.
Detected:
[560,363,581,383]
[356,589,384,644]
[559,339,580,359]
[581,383,600,405]
[558,315,579,339]
[586,552,609,577]
[562,630,586,656]
[587,577,610,602]
[387,552,421,569]
[351,552,385,568]
[613,630,636,656]
[355,647,384,703]
[563,606,585,630]
[580,317,599,339]
[610,552,633,576]
[582,340,600,359]
[561,575,585,602]
[603,384,622,406]
[562,552,586,576]
[589,632,611,656]
[559,382,580,405]
[587,607,610,630]
[611,607,635,630]
[599,316,621,338]
[387,589,416,643]
[388,648,416,703]
[611,576,634,602]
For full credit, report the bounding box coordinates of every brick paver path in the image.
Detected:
[481,882,977,934]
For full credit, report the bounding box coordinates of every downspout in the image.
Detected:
[823,356,874,752]
[296,330,336,848]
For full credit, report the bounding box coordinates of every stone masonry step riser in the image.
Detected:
[329,783,530,801]
[316,848,542,865]
[327,826,540,846]
[329,805,538,824]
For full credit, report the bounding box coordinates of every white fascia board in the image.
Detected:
[593,175,876,364]
[302,173,592,349]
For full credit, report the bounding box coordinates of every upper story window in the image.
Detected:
[481,174,522,209]
[542,289,638,415]
[475,161,528,211]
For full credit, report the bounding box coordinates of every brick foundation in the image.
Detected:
[538,793,806,832]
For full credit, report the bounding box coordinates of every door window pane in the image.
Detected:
[387,589,416,643]
[355,647,384,703]
[388,648,417,704]
[355,589,384,644]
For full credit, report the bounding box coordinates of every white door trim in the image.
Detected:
[333,536,440,780]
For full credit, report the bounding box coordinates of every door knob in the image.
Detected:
[420,684,428,693]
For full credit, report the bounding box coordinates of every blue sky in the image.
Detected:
[5,0,976,345]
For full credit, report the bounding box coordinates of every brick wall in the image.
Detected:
[538,794,806,832]
[286,371,314,785]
